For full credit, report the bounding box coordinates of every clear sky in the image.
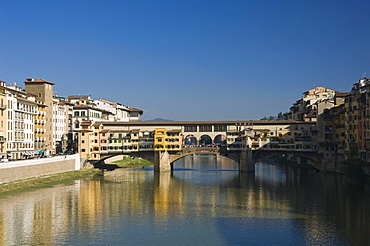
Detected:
[1,0,370,121]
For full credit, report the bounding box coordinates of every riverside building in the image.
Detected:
[24,78,55,155]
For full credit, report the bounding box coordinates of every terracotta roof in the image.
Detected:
[98,120,313,127]
[16,97,38,105]
[75,129,93,132]
[128,108,143,113]
[81,120,92,126]
[335,92,350,97]
[68,95,90,100]
[58,100,74,105]
[107,130,130,133]
[0,85,29,95]
[24,78,55,85]
[73,105,108,112]
[168,129,182,133]
[93,122,102,127]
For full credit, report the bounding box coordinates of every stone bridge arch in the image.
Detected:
[157,147,253,172]
[91,148,255,172]
[168,147,232,164]
[252,150,321,170]
[91,151,157,169]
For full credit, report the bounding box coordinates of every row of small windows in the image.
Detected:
[184,125,250,132]
[74,111,102,118]
[155,145,180,149]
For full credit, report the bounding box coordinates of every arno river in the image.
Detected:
[0,155,369,246]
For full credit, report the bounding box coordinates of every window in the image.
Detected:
[82,149,86,152]
[184,126,197,132]
[214,125,226,132]
[199,125,212,132]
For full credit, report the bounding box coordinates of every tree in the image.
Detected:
[260,116,275,121]
[277,112,289,120]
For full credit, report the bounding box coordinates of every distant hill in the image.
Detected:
[145,118,174,122]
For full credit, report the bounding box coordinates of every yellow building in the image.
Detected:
[154,128,166,150]
[152,128,183,151]
[165,130,182,151]
[34,102,47,155]
[78,120,94,159]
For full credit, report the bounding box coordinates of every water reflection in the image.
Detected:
[0,156,369,245]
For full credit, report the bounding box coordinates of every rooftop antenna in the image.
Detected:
[363,72,366,78]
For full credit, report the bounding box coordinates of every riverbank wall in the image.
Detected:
[0,154,82,184]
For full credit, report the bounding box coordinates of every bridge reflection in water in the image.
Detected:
[0,155,368,245]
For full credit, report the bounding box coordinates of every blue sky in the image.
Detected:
[1,0,370,121]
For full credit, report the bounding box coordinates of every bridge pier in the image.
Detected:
[154,150,171,172]
[239,148,254,172]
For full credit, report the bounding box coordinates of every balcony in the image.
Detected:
[0,104,6,110]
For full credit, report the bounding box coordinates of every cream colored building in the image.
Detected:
[52,98,69,154]
[4,83,37,159]
[0,82,7,157]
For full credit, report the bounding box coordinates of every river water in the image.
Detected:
[0,155,369,245]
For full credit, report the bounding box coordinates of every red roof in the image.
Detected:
[24,78,55,85]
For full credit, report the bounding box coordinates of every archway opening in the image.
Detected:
[184,135,197,146]
[214,134,226,147]
[199,135,212,147]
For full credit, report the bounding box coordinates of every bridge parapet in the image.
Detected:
[167,147,224,164]
[180,147,222,155]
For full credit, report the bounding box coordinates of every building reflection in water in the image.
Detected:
[0,156,368,245]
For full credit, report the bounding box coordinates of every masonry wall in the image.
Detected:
[0,154,81,184]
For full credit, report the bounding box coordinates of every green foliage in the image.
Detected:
[111,156,153,168]
[260,112,289,121]
[277,112,289,120]
[260,116,275,121]
[0,169,100,194]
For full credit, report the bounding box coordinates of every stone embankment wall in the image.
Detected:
[0,154,81,184]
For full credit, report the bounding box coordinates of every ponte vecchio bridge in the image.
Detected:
[78,120,320,172]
